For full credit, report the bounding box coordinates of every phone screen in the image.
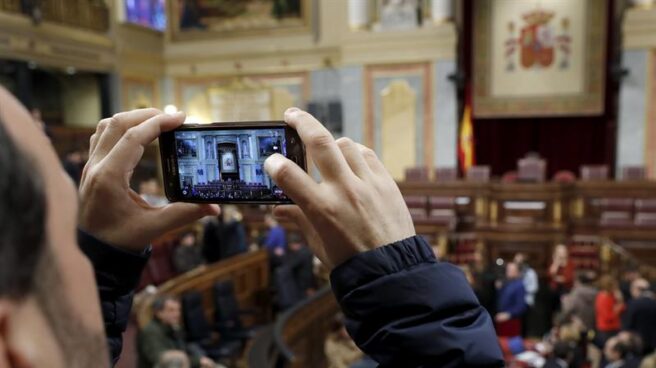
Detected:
[171,127,292,202]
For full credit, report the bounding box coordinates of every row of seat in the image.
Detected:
[405,164,650,183]
[594,198,656,227]
[405,195,457,228]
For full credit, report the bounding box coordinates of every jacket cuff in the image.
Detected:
[330,236,437,302]
[78,229,151,296]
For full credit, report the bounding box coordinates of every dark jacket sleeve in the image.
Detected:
[78,229,150,366]
[330,236,504,368]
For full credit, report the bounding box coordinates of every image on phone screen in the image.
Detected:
[172,127,289,202]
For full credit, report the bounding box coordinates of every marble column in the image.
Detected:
[617,50,648,177]
[348,0,370,30]
[430,0,452,23]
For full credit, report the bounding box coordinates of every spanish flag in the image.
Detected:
[458,105,475,174]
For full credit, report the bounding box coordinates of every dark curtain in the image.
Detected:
[461,0,619,179]
[473,117,614,178]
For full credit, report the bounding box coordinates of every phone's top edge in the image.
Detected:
[176,121,287,129]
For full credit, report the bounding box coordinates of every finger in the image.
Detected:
[274,205,332,268]
[104,112,185,173]
[264,153,319,208]
[355,142,390,178]
[93,108,162,161]
[335,137,372,180]
[284,108,351,180]
[151,202,220,236]
[88,117,111,159]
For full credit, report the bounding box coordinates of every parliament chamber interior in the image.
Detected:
[2,0,656,367]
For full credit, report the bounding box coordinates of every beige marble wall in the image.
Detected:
[622,7,656,178]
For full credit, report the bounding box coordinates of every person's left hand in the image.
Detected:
[78,109,219,252]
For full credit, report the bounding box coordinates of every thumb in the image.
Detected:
[153,203,220,234]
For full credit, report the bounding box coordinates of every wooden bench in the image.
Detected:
[135,249,271,328]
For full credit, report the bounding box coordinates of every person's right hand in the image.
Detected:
[264,108,415,270]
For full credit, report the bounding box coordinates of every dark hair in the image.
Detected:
[577,271,595,285]
[0,116,47,299]
[553,341,573,361]
[612,340,630,359]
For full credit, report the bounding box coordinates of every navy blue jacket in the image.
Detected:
[497,279,527,319]
[78,230,150,366]
[331,236,504,368]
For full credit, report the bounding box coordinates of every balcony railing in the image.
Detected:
[0,0,109,33]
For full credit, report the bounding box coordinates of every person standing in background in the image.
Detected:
[202,205,247,263]
[263,212,287,257]
[172,231,204,274]
[514,252,539,336]
[623,278,656,354]
[138,296,216,368]
[495,262,527,337]
[470,249,498,317]
[562,272,599,332]
[596,274,626,347]
[549,244,575,320]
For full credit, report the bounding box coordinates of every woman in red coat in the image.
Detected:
[595,274,625,346]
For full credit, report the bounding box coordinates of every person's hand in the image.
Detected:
[264,108,415,270]
[613,289,624,303]
[199,356,215,368]
[79,109,219,252]
[495,312,511,323]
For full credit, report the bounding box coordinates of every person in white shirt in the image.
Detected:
[514,252,539,336]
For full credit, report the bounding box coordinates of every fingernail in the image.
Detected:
[285,107,300,115]
[264,153,284,175]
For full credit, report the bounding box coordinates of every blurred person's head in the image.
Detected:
[0,87,107,366]
[617,331,643,357]
[264,213,278,228]
[559,322,581,343]
[65,149,83,164]
[222,205,242,223]
[152,296,181,328]
[631,278,651,299]
[605,336,628,363]
[513,252,527,266]
[506,262,520,280]
[599,274,619,293]
[576,271,596,286]
[623,266,640,281]
[139,178,161,196]
[179,232,196,248]
[553,244,568,263]
[288,232,304,252]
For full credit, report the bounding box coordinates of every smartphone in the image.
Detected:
[159,121,306,204]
